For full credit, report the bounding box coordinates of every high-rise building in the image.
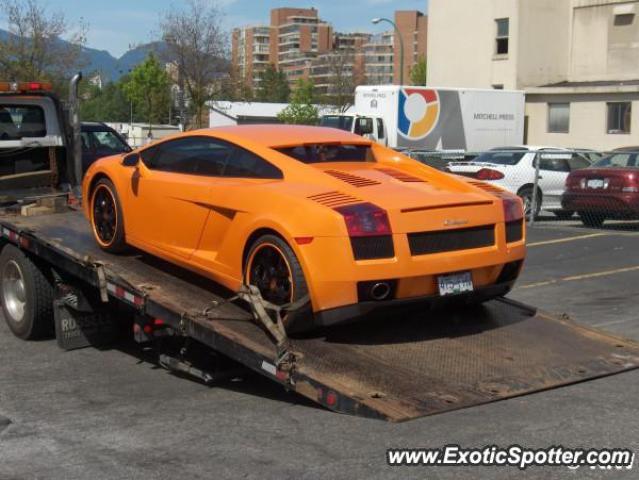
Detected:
[230,7,427,91]
[364,31,394,85]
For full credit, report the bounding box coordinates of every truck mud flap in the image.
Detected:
[288,298,639,422]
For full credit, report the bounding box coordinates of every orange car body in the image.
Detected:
[83,126,526,325]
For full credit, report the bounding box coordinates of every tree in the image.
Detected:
[255,64,290,103]
[161,0,226,129]
[410,56,427,86]
[320,52,356,113]
[80,81,133,123]
[122,54,171,132]
[0,0,87,93]
[277,78,318,125]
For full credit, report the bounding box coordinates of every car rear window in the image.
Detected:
[0,105,46,139]
[275,144,373,164]
[472,151,526,165]
[593,153,637,168]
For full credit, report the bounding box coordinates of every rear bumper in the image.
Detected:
[561,192,639,216]
[314,280,516,327]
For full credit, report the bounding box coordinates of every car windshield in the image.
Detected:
[320,116,354,131]
[275,144,373,164]
[593,153,638,168]
[82,130,130,155]
[471,150,526,165]
[0,105,46,139]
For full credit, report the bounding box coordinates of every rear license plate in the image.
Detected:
[438,271,474,296]
[587,179,605,189]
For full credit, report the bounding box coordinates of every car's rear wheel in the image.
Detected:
[90,178,126,253]
[517,186,541,220]
[244,234,309,330]
[579,212,605,228]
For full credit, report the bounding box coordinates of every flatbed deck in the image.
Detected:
[2,208,639,421]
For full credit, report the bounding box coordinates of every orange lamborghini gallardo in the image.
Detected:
[83,126,526,330]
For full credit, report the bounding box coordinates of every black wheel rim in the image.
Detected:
[93,186,117,245]
[248,245,293,305]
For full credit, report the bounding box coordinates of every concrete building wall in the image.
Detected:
[526,91,639,150]
[427,0,519,88]
[570,0,639,81]
[516,0,571,88]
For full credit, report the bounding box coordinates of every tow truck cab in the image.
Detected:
[0,77,82,204]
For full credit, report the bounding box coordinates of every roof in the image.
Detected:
[540,79,639,88]
[197,125,369,148]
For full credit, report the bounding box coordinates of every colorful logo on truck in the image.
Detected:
[398,88,440,140]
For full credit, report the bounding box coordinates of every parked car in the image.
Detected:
[562,149,639,227]
[446,146,592,218]
[82,125,526,332]
[573,148,604,164]
[81,122,131,173]
[399,149,479,171]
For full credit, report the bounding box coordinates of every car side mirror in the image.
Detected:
[122,153,139,167]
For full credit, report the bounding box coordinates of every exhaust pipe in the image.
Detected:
[370,282,391,301]
[68,72,83,195]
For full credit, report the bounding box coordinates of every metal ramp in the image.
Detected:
[4,210,639,421]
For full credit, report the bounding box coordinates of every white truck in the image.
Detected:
[320,85,525,151]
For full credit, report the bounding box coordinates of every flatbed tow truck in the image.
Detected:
[1,77,639,422]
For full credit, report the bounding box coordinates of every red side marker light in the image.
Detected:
[294,236,314,245]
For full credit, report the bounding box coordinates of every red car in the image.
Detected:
[562,148,639,227]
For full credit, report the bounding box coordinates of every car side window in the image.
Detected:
[536,155,570,172]
[567,154,590,171]
[224,147,283,179]
[376,118,385,139]
[144,137,233,176]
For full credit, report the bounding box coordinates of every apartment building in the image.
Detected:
[427,0,639,150]
[231,7,427,91]
[394,11,428,84]
[364,31,394,85]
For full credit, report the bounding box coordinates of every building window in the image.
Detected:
[607,102,632,134]
[614,13,635,26]
[495,18,509,55]
[548,103,570,133]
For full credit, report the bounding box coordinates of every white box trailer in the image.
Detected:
[320,85,525,151]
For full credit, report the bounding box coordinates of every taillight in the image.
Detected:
[623,174,639,193]
[502,195,524,222]
[476,168,505,180]
[335,203,392,236]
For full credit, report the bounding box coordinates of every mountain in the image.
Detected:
[81,41,169,82]
[0,28,168,82]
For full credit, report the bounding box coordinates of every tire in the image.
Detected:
[90,177,126,253]
[517,186,541,220]
[0,244,54,340]
[579,212,605,228]
[244,234,309,331]
[553,210,574,220]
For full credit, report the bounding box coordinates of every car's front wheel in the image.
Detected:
[244,234,309,331]
[90,178,126,253]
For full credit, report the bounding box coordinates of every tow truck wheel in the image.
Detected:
[90,178,126,252]
[244,234,309,329]
[0,244,54,340]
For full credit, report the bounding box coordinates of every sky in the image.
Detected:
[12,0,428,58]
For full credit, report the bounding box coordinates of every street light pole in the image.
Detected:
[372,17,405,85]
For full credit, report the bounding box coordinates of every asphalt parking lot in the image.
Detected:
[1,219,638,480]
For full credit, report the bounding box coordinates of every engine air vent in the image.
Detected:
[325,170,381,187]
[377,167,425,183]
[308,191,362,208]
[468,180,505,195]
